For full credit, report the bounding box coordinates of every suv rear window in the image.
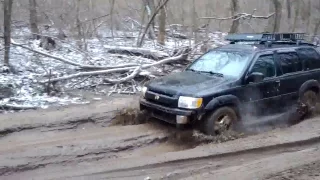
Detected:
[278,52,302,74]
[296,48,320,70]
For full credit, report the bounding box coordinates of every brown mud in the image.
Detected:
[0,95,319,180]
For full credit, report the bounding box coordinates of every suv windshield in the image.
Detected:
[187,50,252,77]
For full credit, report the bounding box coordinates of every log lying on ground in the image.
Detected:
[103,66,141,84]
[104,45,169,60]
[41,53,187,84]
[154,28,188,39]
[11,42,140,70]
[168,32,188,39]
[1,104,38,111]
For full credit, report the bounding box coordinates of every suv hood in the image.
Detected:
[146,71,236,97]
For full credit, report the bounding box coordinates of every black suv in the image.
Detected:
[139,33,320,135]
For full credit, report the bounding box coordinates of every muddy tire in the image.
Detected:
[200,106,238,136]
[299,90,319,117]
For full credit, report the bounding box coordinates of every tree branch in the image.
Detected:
[137,0,170,47]
[200,12,275,20]
[41,53,187,83]
[11,42,140,69]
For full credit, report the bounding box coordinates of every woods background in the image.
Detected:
[1,0,320,109]
[1,0,320,38]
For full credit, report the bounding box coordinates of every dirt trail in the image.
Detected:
[0,96,319,180]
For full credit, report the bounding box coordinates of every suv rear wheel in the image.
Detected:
[299,90,319,116]
[201,106,238,136]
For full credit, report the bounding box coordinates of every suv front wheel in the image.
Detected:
[201,106,238,136]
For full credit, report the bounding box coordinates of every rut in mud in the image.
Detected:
[1,96,319,179]
[0,106,247,176]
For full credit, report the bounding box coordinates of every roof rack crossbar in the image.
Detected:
[225,33,305,43]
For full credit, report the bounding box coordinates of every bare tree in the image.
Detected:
[313,2,320,38]
[109,0,115,38]
[3,0,13,67]
[266,0,282,33]
[302,0,311,34]
[157,0,166,45]
[137,0,170,47]
[229,0,240,33]
[143,0,156,39]
[286,0,291,19]
[292,0,300,32]
[192,0,198,44]
[75,0,86,50]
[29,0,39,38]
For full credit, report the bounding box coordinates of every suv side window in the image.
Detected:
[278,52,302,74]
[296,48,320,70]
[251,54,276,78]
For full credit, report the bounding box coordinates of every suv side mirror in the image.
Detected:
[246,72,265,83]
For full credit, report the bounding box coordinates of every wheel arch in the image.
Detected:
[204,95,241,117]
[299,80,320,98]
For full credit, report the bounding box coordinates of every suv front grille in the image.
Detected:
[145,91,177,107]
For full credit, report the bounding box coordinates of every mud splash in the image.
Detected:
[110,108,150,126]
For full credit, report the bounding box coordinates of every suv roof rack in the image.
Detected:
[225,33,305,43]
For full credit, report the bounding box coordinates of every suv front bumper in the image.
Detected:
[139,98,195,124]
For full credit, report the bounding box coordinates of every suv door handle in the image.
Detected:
[275,80,280,83]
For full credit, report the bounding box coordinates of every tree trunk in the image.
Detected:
[292,0,300,32]
[286,0,291,19]
[3,0,13,66]
[266,0,282,33]
[137,0,170,47]
[29,0,39,39]
[192,0,198,44]
[305,0,311,34]
[313,19,320,37]
[109,0,115,38]
[157,0,166,45]
[229,0,240,33]
[143,0,156,40]
[75,0,85,50]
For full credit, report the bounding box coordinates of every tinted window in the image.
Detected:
[278,52,302,74]
[296,48,320,70]
[251,54,275,78]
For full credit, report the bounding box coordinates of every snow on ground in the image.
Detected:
[0,27,227,112]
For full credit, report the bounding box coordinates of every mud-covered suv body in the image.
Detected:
[139,33,320,134]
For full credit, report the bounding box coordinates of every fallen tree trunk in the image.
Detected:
[168,32,188,39]
[104,45,169,60]
[104,66,141,84]
[42,53,186,83]
[0,104,38,110]
[11,42,141,69]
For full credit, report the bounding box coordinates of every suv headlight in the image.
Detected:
[178,96,203,109]
[141,86,148,97]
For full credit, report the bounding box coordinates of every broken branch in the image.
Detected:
[41,53,186,83]
[104,45,169,60]
[104,66,141,84]
[200,12,275,20]
[11,41,139,69]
